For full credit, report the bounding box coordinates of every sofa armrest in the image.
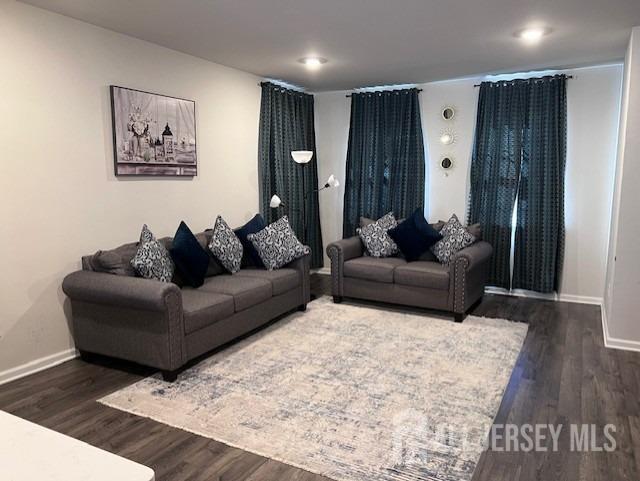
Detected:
[451,241,493,270]
[326,236,363,263]
[285,252,311,304]
[62,270,181,312]
[62,270,185,371]
[449,241,493,313]
[326,236,364,297]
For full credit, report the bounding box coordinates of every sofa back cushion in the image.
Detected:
[83,230,224,278]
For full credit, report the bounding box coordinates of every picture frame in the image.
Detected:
[110,85,197,177]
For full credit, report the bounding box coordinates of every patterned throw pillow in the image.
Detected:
[356,212,399,258]
[247,216,310,270]
[431,214,476,264]
[208,216,243,274]
[130,225,174,283]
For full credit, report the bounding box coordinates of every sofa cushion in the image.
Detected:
[209,216,243,274]
[343,256,406,283]
[431,214,476,264]
[195,231,226,277]
[388,208,442,261]
[394,261,450,290]
[235,268,299,296]
[356,212,399,258]
[248,216,309,270]
[170,221,210,288]
[181,289,235,334]
[234,214,267,268]
[199,275,272,312]
[87,242,138,276]
[130,226,174,283]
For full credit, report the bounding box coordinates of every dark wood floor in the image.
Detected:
[1,274,638,481]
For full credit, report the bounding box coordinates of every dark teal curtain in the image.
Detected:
[513,76,567,292]
[468,81,528,289]
[258,82,323,268]
[468,75,566,293]
[343,88,425,237]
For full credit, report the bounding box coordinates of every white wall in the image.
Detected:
[604,27,640,349]
[314,64,622,302]
[0,0,262,379]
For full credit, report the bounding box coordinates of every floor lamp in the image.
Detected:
[269,150,339,245]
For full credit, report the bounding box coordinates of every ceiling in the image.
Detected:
[21,0,640,91]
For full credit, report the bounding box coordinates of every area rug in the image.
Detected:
[100,296,527,481]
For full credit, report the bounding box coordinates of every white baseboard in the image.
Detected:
[0,348,78,386]
[601,307,640,353]
[313,267,331,275]
[484,286,603,306]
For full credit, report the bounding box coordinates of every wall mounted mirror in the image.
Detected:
[439,155,455,176]
[439,128,456,145]
[442,106,455,120]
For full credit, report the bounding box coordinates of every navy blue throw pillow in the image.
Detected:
[234,214,267,268]
[170,221,210,287]
[388,209,442,262]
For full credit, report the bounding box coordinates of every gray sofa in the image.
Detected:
[326,236,492,322]
[62,231,310,381]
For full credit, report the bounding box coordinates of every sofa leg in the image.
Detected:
[298,304,307,312]
[333,295,343,304]
[161,370,179,382]
[454,313,465,323]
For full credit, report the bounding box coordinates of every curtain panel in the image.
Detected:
[342,88,425,237]
[468,75,566,293]
[513,76,567,292]
[258,82,323,268]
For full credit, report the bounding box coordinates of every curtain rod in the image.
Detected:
[473,75,574,87]
[346,88,423,98]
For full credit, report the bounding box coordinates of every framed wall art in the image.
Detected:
[110,86,197,176]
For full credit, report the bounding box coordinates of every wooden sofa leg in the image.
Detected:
[454,313,465,323]
[161,370,179,382]
[333,295,343,304]
[298,304,307,312]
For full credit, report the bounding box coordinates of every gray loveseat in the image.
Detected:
[326,235,492,322]
[62,230,310,381]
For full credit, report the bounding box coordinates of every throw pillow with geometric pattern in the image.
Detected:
[356,212,399,258]
[208,216,243,274]
[247,216,310,270]
[430,214,476,264]
[130,225,174,283]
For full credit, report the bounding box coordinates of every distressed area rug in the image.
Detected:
[100,296,527,481]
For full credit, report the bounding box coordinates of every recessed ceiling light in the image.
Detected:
[298,57,327,69]
[516,27,550,44]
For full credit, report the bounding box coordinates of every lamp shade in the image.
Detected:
[291,150,313,164]
[326,174,340,188]
[269,195,282,208]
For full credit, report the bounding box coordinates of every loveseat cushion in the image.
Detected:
[198,275,272,312]
[235,268,299,296]
[181,289,235,334]
[388,208,442,261]
[343,257,406,283]
[394,262,450,290]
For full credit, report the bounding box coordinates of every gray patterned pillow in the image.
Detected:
[139,223,154,244]
[247,216,310,270]
[431,214,476,264]
[130,226,174,282]
[356,212,399,258]
[208,216,243,274]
